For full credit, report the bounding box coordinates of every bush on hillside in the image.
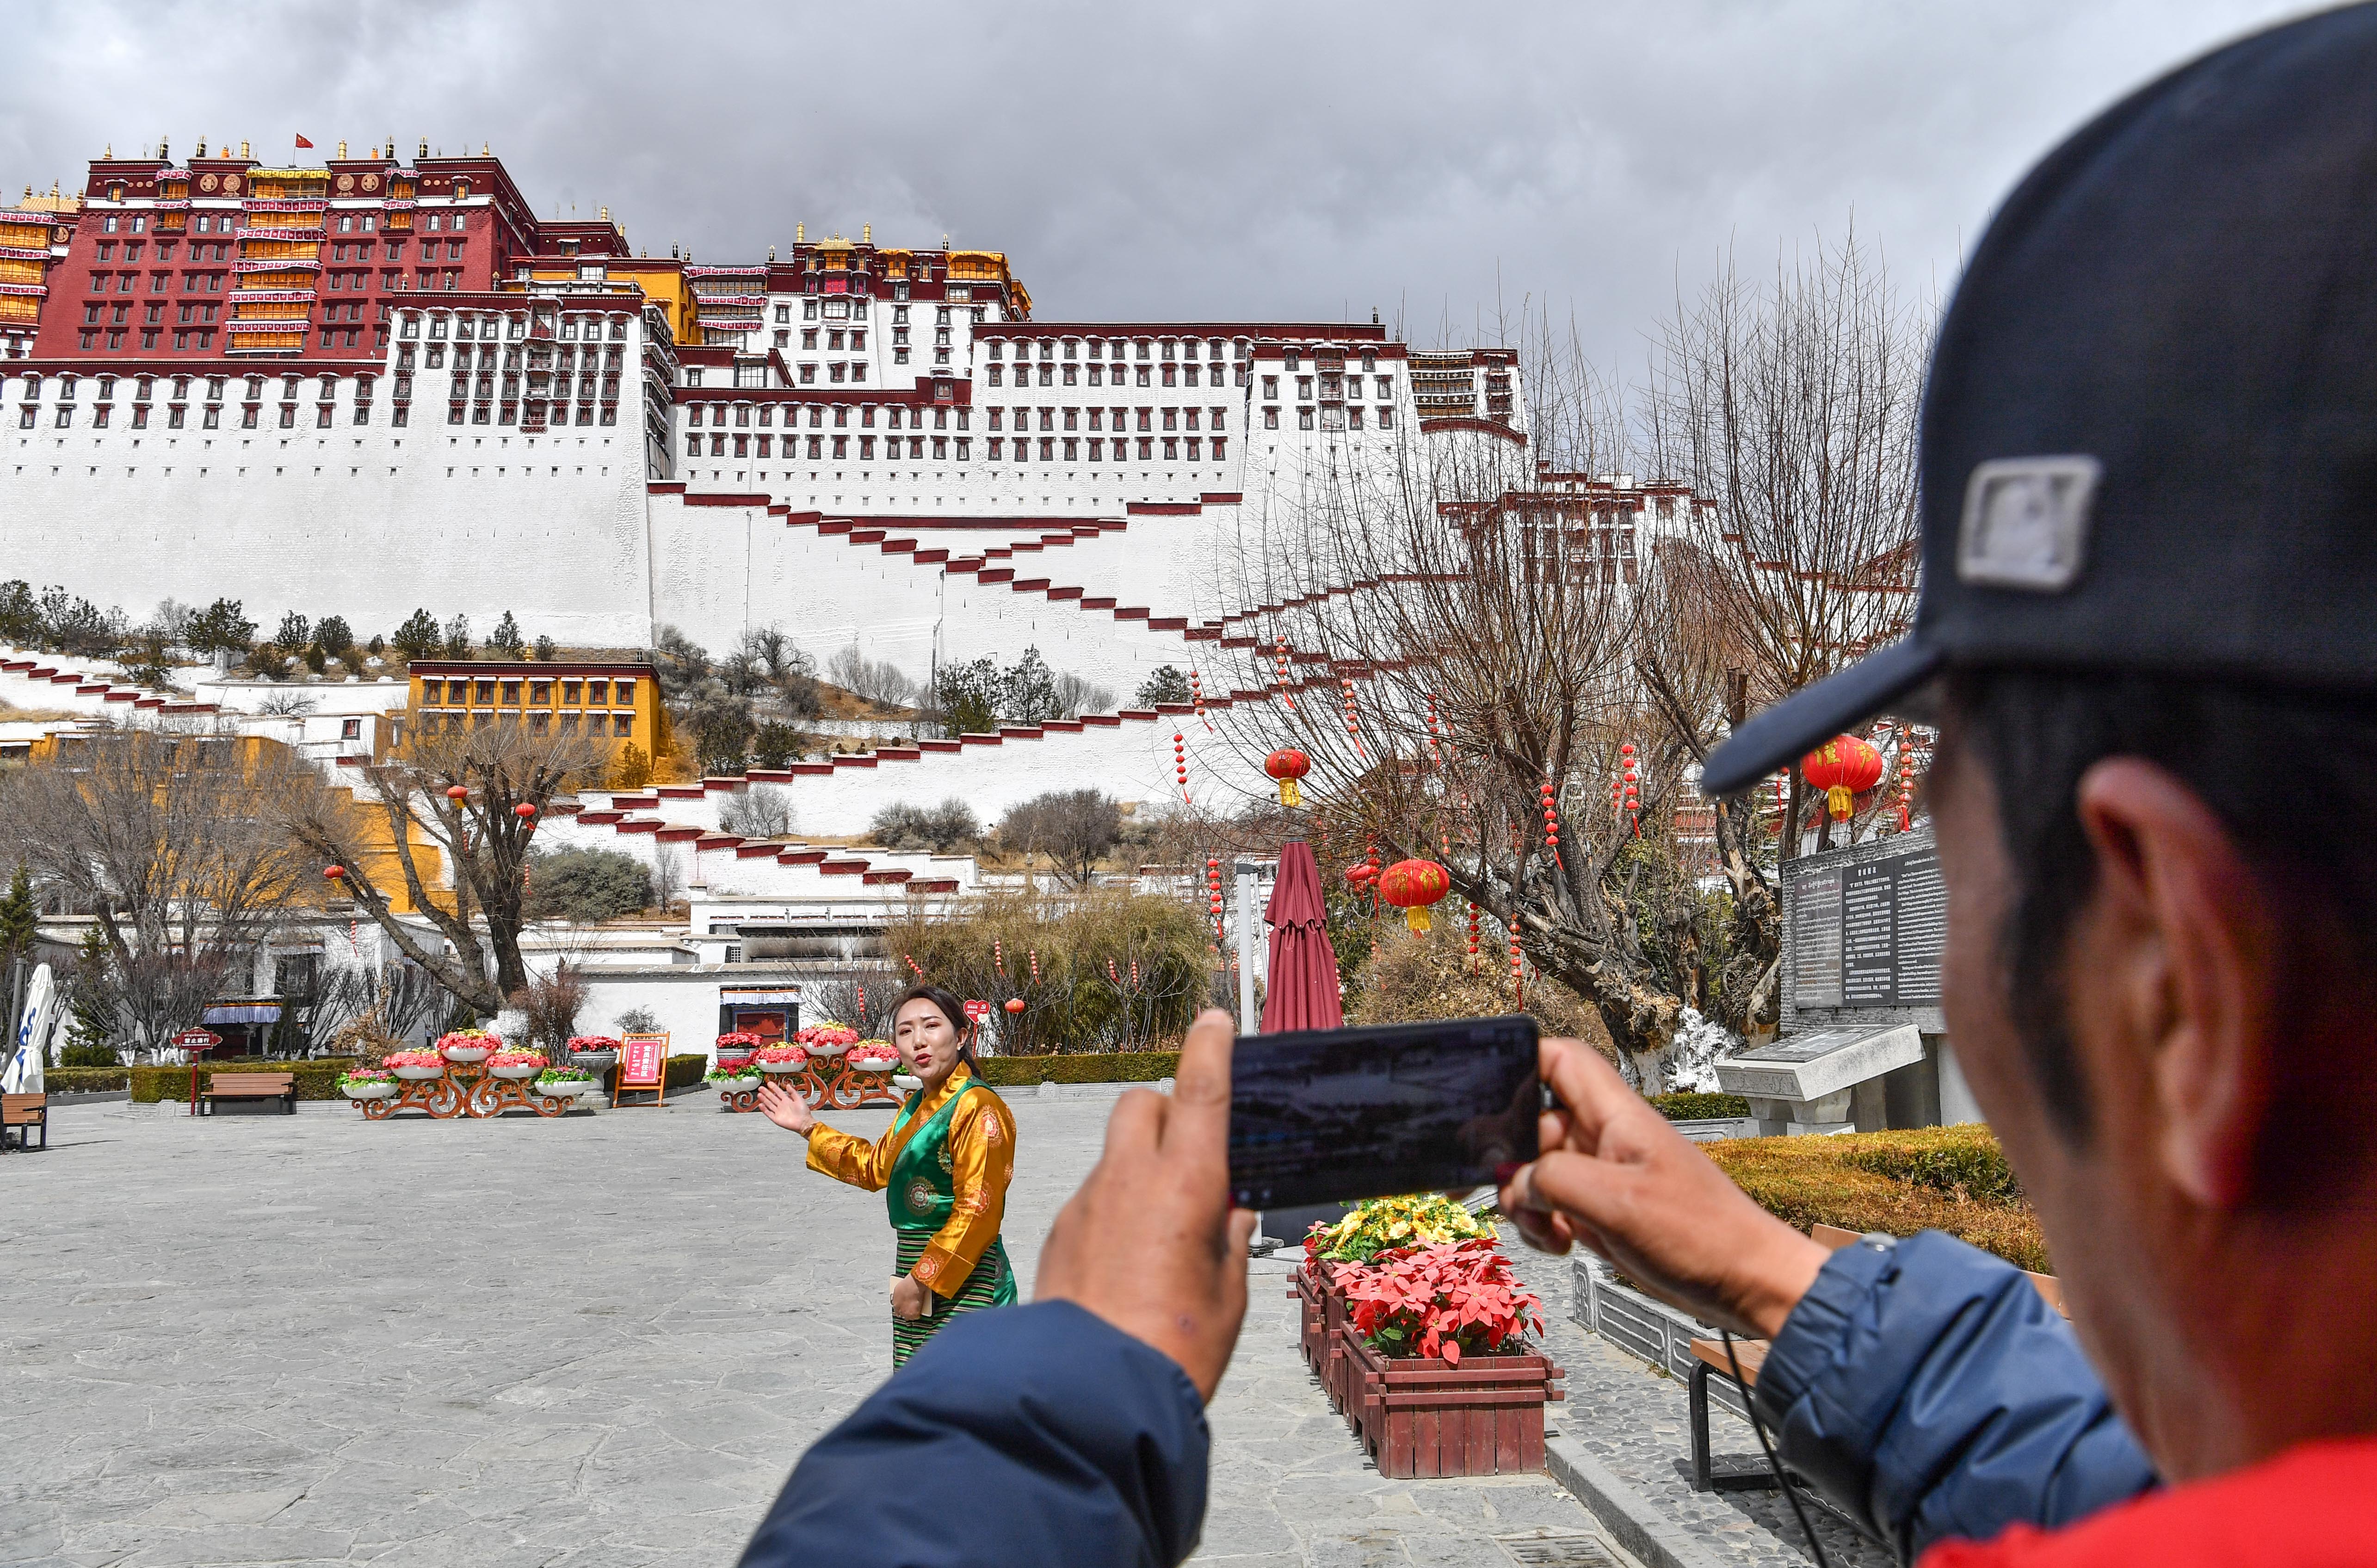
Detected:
[871,798,980,852]
[525,847,653,923]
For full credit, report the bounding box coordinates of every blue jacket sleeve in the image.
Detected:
[739,1300,1210,1568]
[1754,1230,2156,1561]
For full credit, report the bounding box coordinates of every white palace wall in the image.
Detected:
[1,412,653,647]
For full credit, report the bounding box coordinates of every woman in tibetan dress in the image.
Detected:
[758,983,1018,1366]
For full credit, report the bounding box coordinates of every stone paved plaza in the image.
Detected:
[2,1095,1857,1568]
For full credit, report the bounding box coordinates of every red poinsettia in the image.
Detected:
[1330,1237,1545,1366]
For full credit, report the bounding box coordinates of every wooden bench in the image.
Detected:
[1,1093,46,1150]
[199,1072,297,1115]
[1686,1227,2070,1492]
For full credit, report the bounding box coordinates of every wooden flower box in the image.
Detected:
[1339,1326,1564,1478]
[1290,1261,1360,1412]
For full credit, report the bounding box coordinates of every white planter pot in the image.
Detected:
[892,1074,922,1092]
[343,1082,397,1100]
[755,1060,807,1074]
[711,1077,761,1093]
[391,1064,445,1081]
[443,1047,492,1063]
[807,1043,849,1058]
[489,1063,541,1080]
[535,1078,590,1097]
[852,1060,895,1074]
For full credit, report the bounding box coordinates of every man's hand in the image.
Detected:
[756,1078,816,1136]
[1500,1038,1830,1339]
[1037,1007,1256,1402]
[890,1273,930,1321]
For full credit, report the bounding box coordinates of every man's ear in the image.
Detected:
[2073,759,2279,1209]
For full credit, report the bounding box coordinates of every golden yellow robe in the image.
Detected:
[806,1064,1017,1300]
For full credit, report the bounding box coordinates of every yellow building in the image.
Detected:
[403,659,668,759]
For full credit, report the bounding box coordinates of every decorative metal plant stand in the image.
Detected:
[360,1062,569,1120]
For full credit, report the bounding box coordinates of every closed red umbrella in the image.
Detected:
[1260,840,1342,1032]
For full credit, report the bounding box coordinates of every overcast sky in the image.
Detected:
[0,0,2321,370]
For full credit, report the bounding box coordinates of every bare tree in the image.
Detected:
[1000,789,1123,888]
[277,719,607,1018]
[0,726,318,1049]
[720,785,795,839]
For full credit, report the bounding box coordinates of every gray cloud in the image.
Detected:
[0,0,2319,368]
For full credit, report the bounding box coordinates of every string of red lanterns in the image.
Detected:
[1465,901,1481,973]
[1341,677,1364,760]
[1207,857,1226,945]
[1275,636,1296,710]
[1190,669,1211,731]
[1173,732,1190,805]
[1540,779,1562,869]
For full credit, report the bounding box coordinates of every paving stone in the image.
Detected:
[6,1099,1646,1566]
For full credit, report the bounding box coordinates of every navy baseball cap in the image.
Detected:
[1704,3,2377,797]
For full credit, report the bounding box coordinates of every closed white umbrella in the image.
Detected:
[5,963,55,1094]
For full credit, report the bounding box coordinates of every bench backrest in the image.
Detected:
[1,1092,44,1120]
[209,1073,295,1090]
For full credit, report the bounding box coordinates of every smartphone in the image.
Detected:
[1227,1014,1542,1211]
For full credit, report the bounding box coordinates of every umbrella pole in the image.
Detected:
[1235,868,1257,1032]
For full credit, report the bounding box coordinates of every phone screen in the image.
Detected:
[1227,1015,1541,1210]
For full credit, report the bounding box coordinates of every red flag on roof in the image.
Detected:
[294,134,314,149]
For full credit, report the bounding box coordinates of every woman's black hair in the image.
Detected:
[889,982,979,1070]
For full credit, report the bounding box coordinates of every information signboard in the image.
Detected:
[1782,827,1948,1028]
[174,1027,222,1114]
[617,1031,669,1106]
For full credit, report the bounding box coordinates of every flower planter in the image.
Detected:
[711,1076,761,1094]
[391,1064,446,1081]
[343,1083,397,1101]
[488,1064,540,1080]
[442,1047,491,1064]
[851,1059,896,1074]
[535,1078,589,1098]
[755,1060,807,1075]
[1339,1326,1563,1478]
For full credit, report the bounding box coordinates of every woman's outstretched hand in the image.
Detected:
[1037,1008,1256,1402]
[757,1078,817,1136]
[1498,1037,1829,1340]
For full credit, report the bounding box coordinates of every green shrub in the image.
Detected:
[976,1050,1179,1087]
[46,1066,130,1094]
[602,1054,710,1097]
[1703,1127,2047,1273]
[1650,1091,1751,1121]
[56,1041,124,1068]
[526,846,653,923]
[128,1059,361,1102]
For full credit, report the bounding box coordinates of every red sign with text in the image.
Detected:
[619,1033,665,1088]
[173,1028,221,1054]
[963,999,990,1024]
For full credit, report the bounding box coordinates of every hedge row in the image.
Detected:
[47,1067,131,1094]
[1702,1126,2048,1273]
[1649,1091,1751,1121]
[126,1059,363,1103]
[977,1051,1180,1087]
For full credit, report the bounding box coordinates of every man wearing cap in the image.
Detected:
[1504,4,2377,1560]
[748,11,2377,1566]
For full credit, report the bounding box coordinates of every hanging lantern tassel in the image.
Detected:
[1264,747,1309,808]
[1173,733,1191,805]
[1378,858,1450,937]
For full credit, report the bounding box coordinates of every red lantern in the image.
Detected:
[1344,863,1375,884]
[1376,858,1451,935]
[1801,735,1886,821]
[445,784,469,802]
[514,802,537,819]
[322,864,345,881]
[1004,997,1026,1015]
[1264,748,1310,807]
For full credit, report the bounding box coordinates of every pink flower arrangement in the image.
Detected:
[1331,1238,1545,1366]
[796,1023,859,1050]
[567,1035,623,1053]
[489,1049,548,1068]
[847,1039,900,1065]
[752,1043,810,1066]
[715,1031,765,1051]
[437,1029,501,1053]
[383,1049,445,1069]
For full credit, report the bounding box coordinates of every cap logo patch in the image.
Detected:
[1958,456,2099,593]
